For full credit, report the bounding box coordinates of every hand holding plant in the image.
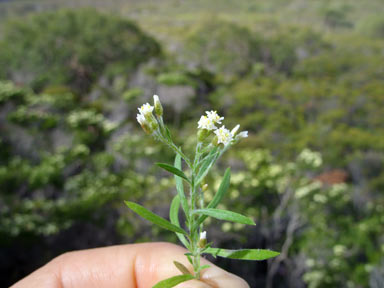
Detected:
[126,95,280,288]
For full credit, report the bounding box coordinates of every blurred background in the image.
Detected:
[0,0,384,287]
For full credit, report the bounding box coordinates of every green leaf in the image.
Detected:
[194,208,256,225]
[208,168,231,208]
[200,264,211,270]
[152,274,195,288]
[197,168,231,226]
[195,148,218,184]
[165,126,172,141]
[156,163,190,183]
[125,201,187,235]
[170,196,189,248]
[174,154,189,217]
[173,261,191,275]
[185,253,193,265]
[205,248,280,261]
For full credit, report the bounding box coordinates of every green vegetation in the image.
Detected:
[0,1,383,287]
[0,9,161,93]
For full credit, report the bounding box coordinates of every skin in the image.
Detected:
[11,242,249,288]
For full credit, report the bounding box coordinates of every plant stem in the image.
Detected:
[188,161,202,280]
[155,130,193,168]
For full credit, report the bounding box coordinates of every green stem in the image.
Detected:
[188,164,201,279]
[155,130,193,168]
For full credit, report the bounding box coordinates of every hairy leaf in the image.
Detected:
[197,168,231,226]
[205,248,280,260]
[194,208,255,225]
[170,196,189,248]
[152,274,195,288]
[174,154,189,217]
[156,163,190,183]
[195,148,218,185]
[125,201,187,234]
[173,261,191,275]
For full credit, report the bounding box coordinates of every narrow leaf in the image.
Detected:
[173,261,191,275]
[200,264,211,270]
[185,253,193,265]
[125,201,187,234]
[194,208,256,226]
[205,248,280,261]
[152,274,195,288]
[156,163,190,183]
[195,148,218,185]
[165,126,172,141]
[174,154,189,217]
[208,168,231,208]
[197,168,231,226]
[170,196,189,248]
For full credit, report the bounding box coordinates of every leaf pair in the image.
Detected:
[126,155,191,249]
[147,163,255,229]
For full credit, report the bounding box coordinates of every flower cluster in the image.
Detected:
[197,110,248,146]
[136,96,248,148]
[197,110,223,131]
[136,95,163,134]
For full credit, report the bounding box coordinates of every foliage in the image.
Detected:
[182,18,261,78]
[0,9,161,93]
[322,5,353,29]
[0,1,383,287]
[358,15,384,38]
[0,78,173,250]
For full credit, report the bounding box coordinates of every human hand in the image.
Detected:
[11,242,249,288]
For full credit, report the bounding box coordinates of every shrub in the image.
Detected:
[182,19,261,78]
[0,9,161,93]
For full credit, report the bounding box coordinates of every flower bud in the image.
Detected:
[148,114,159,131]
[198,231,207,248]
[141,122,152,134]
[233,131,248,144]
[202,183,208,192]
[153,95,163,117]
[211,135,219,147]
[236,131,248,140]
[197,129,210,142]
[231,124,240,136]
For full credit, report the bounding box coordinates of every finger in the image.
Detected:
[11,242,249,288]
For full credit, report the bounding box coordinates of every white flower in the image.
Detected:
[206,110,224,124]
[136,113,146,125]
[200,231,207,240]
[198,115,217,131]
[231,124,240,135]
[237,131,248,139]
[138,103,154,116]
[153,94,160,103]
[214,126,233,145]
